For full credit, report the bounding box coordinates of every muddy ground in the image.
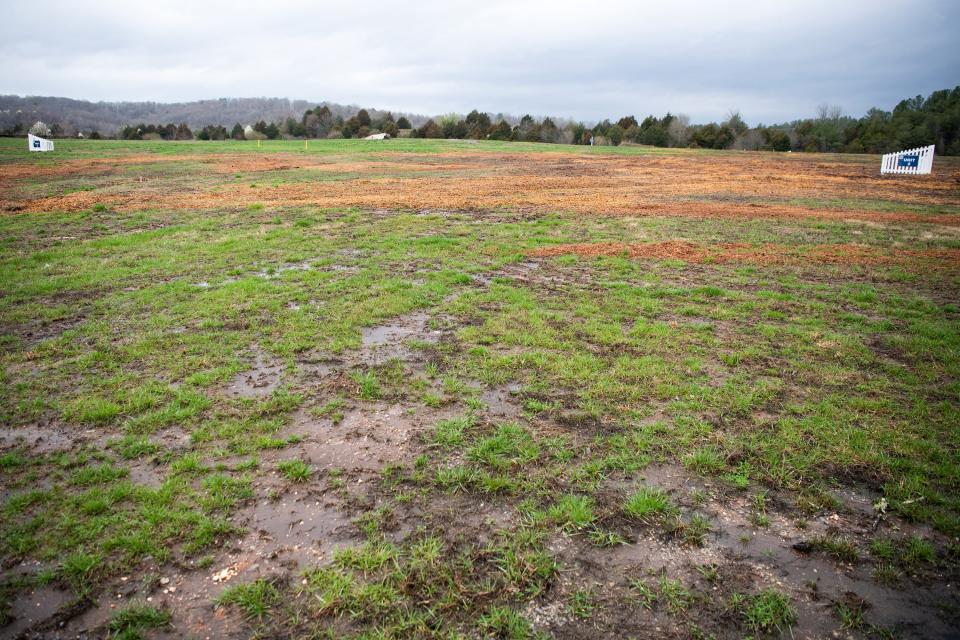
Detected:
[1,140,959,639]
[5,272,958,639]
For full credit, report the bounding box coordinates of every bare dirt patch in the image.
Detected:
[288,403,446,473]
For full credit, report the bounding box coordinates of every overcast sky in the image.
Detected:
[2,0,958,124]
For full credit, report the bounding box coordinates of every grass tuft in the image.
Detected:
[108,603,172,639]
[623,486,675,521]
[737,589,797,633]
[216,578,281,621]
[277,459,313,482]
[547,494,596,532]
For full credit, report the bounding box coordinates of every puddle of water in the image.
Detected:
[0,422,111,455]
[192,262,315,290]
[833,485,884,519]
[480,383,523,419]
[329,264,358,272]
[607,464,960,638]
[358,312,440,365]
[255,261,312,279]
[2,585,74,638]
[225,349,283,398]
[712,518,955,638]
[139,496,352,640]
[296,357,337,381]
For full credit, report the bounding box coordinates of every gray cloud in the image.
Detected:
[2,0,958,124]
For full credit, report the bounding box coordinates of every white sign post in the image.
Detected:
[27,133,55,152]
[880,144,934,175]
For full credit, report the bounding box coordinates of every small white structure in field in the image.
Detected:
[881,144,934,175]
[364,132,390,140]
[28,133,55,152]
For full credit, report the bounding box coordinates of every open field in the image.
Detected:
[1,138,959,639]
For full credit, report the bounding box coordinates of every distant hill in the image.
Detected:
[0,95,428,135]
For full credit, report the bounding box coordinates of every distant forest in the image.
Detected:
[2,87,958,155]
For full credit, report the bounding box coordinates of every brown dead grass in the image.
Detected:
[528,241,960,268]
[12,176,958,226]
[206,155,477,174]
[4,150,959,225]
[0,154,206,184]
[0,152,492,184]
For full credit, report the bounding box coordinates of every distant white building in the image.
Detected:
[243,124,266,140]
[364,132,390,140]
[28,133,54,152]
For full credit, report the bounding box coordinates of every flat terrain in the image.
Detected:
[1,138,959,639]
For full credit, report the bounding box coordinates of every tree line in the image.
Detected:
[9,86,958,155]
[403,87,958,155]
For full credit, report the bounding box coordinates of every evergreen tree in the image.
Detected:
[418,119,442,138]
[606,124,624,146]
[174,123,193,140]
[488,120,512,141]
[465,110,491,132]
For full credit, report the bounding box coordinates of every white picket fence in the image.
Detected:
[881,144,934,175]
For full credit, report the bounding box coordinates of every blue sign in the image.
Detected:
[897,154,919,168]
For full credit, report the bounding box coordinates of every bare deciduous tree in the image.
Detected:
[667,114,690,147]
[29,121,51,137]
[816,104,844,121]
